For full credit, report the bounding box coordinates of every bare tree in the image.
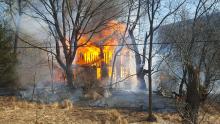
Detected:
[3,0,27,54]
[26,0,124,88]
[13,0,23,54]
[125,0,185,121]
[127,0,147,90]
[146,0,185,121]
[159,0,220,123]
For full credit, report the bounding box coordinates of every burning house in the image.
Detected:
[60,20,134,88]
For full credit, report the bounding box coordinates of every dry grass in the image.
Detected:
[198,102,220,124]
[0,97,127,124]
[119,111,181,124]
[106,110,128,124]
[84,90,103,100]
[0,96,219,124]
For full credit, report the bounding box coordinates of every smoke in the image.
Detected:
[13,0,127,88]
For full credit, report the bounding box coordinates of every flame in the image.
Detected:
[97,67,101,80]
[73,20,126,79]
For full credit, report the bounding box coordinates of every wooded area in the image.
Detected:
[0,0,220,124]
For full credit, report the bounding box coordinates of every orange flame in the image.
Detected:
[72,20,126,79]
[62,20,126,79]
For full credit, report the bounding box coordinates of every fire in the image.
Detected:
[74,20,126,80]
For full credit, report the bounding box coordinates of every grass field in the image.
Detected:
[0,96,219,124]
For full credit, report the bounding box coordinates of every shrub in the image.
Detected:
[0,24,17,88]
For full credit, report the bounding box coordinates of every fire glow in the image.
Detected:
[74,20,126,80]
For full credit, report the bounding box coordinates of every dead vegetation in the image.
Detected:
[0,96,219,124]
[0,96,127,124]
[74,67,106,100]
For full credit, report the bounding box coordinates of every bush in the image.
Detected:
[74,66,105,99]
[0,24,17,88]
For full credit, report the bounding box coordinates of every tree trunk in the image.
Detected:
[179,68,187,96]
[129,30,146,90]
[183,64,200,124]
[179,80,184,96]
[147,69,155,121]
[66,63,74,88]
[100,47,108,80]
[137,72,146,90]
[146,30,156,122]
[14,0,22,54]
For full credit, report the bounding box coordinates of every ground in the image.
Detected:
[0,96,220,124]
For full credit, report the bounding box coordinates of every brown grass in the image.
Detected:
[0,97,128,124]
[107,110,128,124]
[61,99,73,109]
[0,96,219,124]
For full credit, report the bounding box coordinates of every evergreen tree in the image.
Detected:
[0,24,17,88]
